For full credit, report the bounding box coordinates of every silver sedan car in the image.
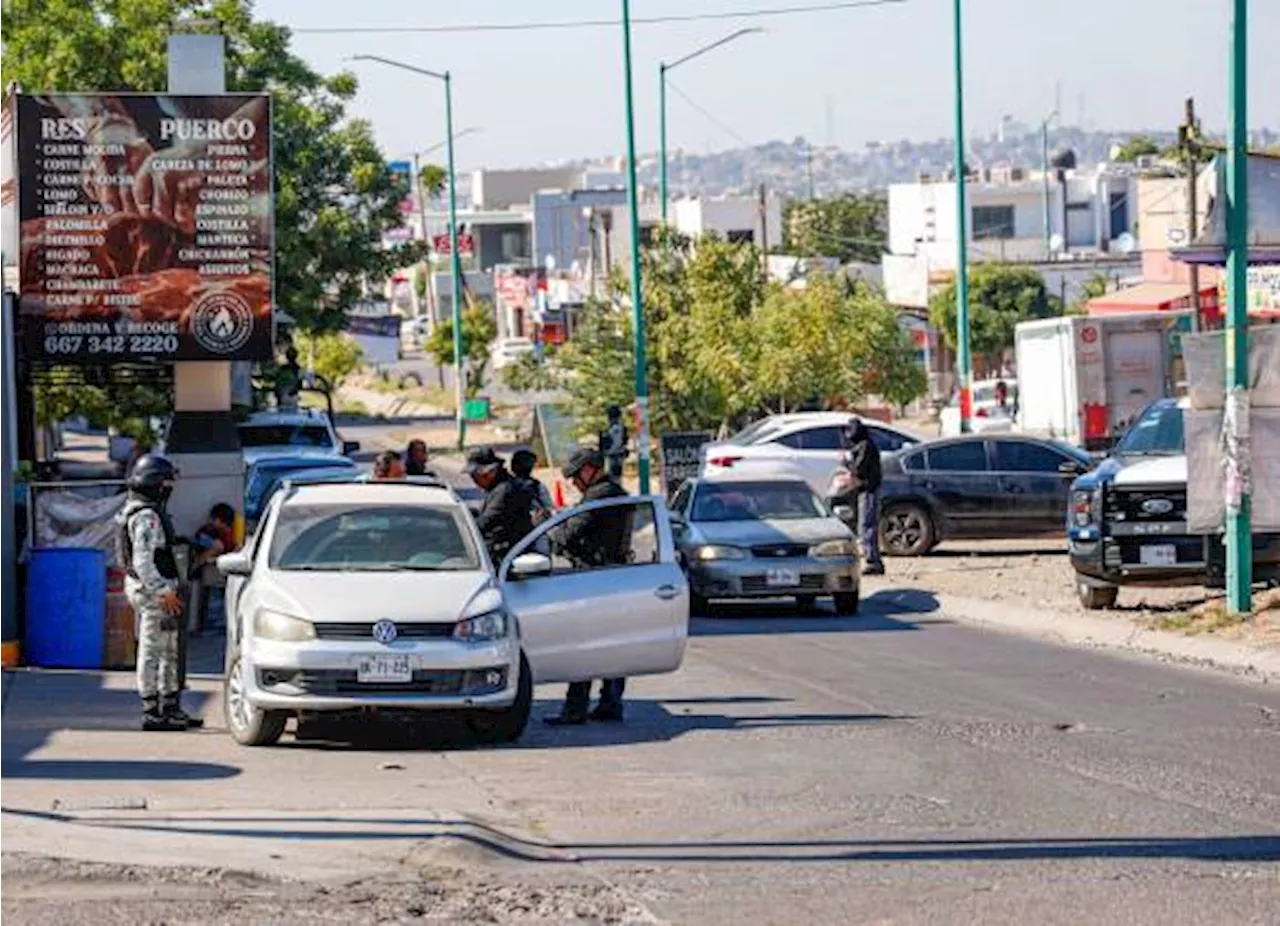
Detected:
[670,476,860,615]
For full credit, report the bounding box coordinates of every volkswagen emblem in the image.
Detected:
[371,619,398,644]
[1141,498,1175,516]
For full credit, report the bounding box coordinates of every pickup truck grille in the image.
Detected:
[1106,487,1188,524]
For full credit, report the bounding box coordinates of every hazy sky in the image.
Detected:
[260,0,1280,170]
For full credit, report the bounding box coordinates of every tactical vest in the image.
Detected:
[118,503,179,582]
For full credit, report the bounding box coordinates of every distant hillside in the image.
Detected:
[579,125,1279,200]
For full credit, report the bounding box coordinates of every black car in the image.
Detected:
[878,435,1094,556]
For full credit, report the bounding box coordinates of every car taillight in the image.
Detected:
[708,455,741,468]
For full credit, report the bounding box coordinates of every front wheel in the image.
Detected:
[690,593,710,617]
[466,653,532,745]
[1077,580,1119,611]
[879,503,936,557]
[224,651,287,747]
[833,591,860,616]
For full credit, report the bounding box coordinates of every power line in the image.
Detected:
[666,79,751,148]
[292,0,907,35]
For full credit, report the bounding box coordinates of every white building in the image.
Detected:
[667,194,782,249]
[883,164,1140,309]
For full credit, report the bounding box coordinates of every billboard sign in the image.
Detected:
[659,431,712,498]
[16,93,273,362]
[432,231,475,257]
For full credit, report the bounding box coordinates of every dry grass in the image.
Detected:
[1147,587,1280,639]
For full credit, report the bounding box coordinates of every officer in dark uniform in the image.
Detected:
[544,446,631,726]
[115,454,203,731]
[466,447,536,567]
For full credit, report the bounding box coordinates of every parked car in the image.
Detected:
[217,481,689,746]
[1067,396,1280,609]
[237,408,359,465]
[699,412,922,495]
[669,476,860,616]
[939,378,1018,436]
[877,434,1094,556]
[244,456,360,528]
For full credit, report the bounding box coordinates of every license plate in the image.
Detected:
[766,568,800,588]
[1139,544,1177,566]
[357,655,412,683]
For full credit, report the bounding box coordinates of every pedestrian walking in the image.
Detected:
[510,446,553,524]
[115,454,203,731]
[373,450,407,481]
[839,419,884,576]
[405,439,434,477]
[466,447,536,566]
[599,405,629,480]
[544,446,631,726]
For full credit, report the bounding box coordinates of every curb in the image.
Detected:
[911,589,1280,683]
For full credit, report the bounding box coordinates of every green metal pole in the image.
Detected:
[444,71,466,449]
[659,64,668,226]
[952,0,972,434]
[621,0,651,494]
[1225,0,1251,615]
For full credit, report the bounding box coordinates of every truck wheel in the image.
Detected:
[880,503,935,557]
[224,652,287,747]
[833,591,860,616]
[1077,581,1118,610]
[466,653,532,745]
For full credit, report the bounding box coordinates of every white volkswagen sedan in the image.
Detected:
[218,480,688,746]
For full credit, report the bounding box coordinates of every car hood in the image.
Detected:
[688,518,851,547]
[1072,453,1186,492]
[260,569,495,623]
[243,446,343,466]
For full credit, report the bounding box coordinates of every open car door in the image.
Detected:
[499,495,689,684]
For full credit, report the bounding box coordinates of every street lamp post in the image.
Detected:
[620,0,651,494]
[1040,109,1058,256]
[1224,0,1251,615]
[658,27,762,225]
[951,0,973,434]
[350,55,467,449]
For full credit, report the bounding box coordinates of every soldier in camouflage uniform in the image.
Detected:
[117,454,203,731]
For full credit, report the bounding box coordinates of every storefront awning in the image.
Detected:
[1087,281,1220,317]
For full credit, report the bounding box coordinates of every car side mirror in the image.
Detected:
[508,552,552,580]
[216,551,252,577]
[1059,460,1087,476]
[342,440,361,455]
[833,504,855,521]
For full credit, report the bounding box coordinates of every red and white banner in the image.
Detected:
[432,231,474,257]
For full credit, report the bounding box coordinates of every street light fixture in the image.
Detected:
[349,54,468,449]
[659,27,763,224]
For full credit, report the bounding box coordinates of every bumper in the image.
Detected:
[242,636,520,712]
[688,557,859,600]
[1069,530,1280,588]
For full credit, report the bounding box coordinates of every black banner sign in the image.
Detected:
[660,430,711,497]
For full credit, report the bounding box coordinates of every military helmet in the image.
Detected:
[128,453,178,501]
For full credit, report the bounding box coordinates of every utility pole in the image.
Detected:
[1224,0,1251,615]
[758,183,770,277]
[951,0,973,433]
[807,142,816,201]
[1180,97,1203,332]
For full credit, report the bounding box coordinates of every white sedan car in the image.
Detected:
[218,480,688,746]
[699,412,922,496]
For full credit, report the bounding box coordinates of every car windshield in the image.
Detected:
[269,503,480,571]
[1114,403,1185,456]
[239,424,334,448]
[691,482,827,523]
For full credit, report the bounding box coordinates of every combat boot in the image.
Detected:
[141,696,181,731]
[161,693,205,729]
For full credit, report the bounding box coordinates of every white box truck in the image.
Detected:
[1015,312,1189,451]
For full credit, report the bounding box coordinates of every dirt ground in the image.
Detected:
[876,536,1280,648]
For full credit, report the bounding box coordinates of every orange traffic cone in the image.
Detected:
[552,479,566,509]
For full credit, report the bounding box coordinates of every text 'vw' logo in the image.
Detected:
[371,619,398,644]
[1140,498,1175,515]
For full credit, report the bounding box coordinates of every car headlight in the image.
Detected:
[693,544,747,561]
[254,609,315,642]
[1071,490,1096,527]
[454,609,508,642]
[812,539,856,558]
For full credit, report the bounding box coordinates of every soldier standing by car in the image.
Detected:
[544,446,631,726]
[116,454,203,731]
[466,447,536,566]
[510,446,553,523]
[840,420,885,576]
[599,405,629,479]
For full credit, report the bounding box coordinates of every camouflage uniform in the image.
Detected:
[118,497,181,704]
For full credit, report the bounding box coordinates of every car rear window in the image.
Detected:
[239,424,334,448]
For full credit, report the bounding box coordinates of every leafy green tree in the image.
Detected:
[783,193,887,263]
[1068,271,1111,315]
[1,0,423,335]
[425,300,497,397]
[929,265,1058,371]
[418,163,448,198]
[500,350,560,394]
[1114,135,1161,163]
[307,333,363,391]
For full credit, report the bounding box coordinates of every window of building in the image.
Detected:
[972,205,1016,240]
[726,229,755,245]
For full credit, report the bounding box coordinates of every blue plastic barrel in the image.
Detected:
[25,548,107,669]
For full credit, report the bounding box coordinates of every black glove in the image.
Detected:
[160,615,179,632]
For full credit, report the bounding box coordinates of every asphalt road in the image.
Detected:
[4,593,1279,925]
